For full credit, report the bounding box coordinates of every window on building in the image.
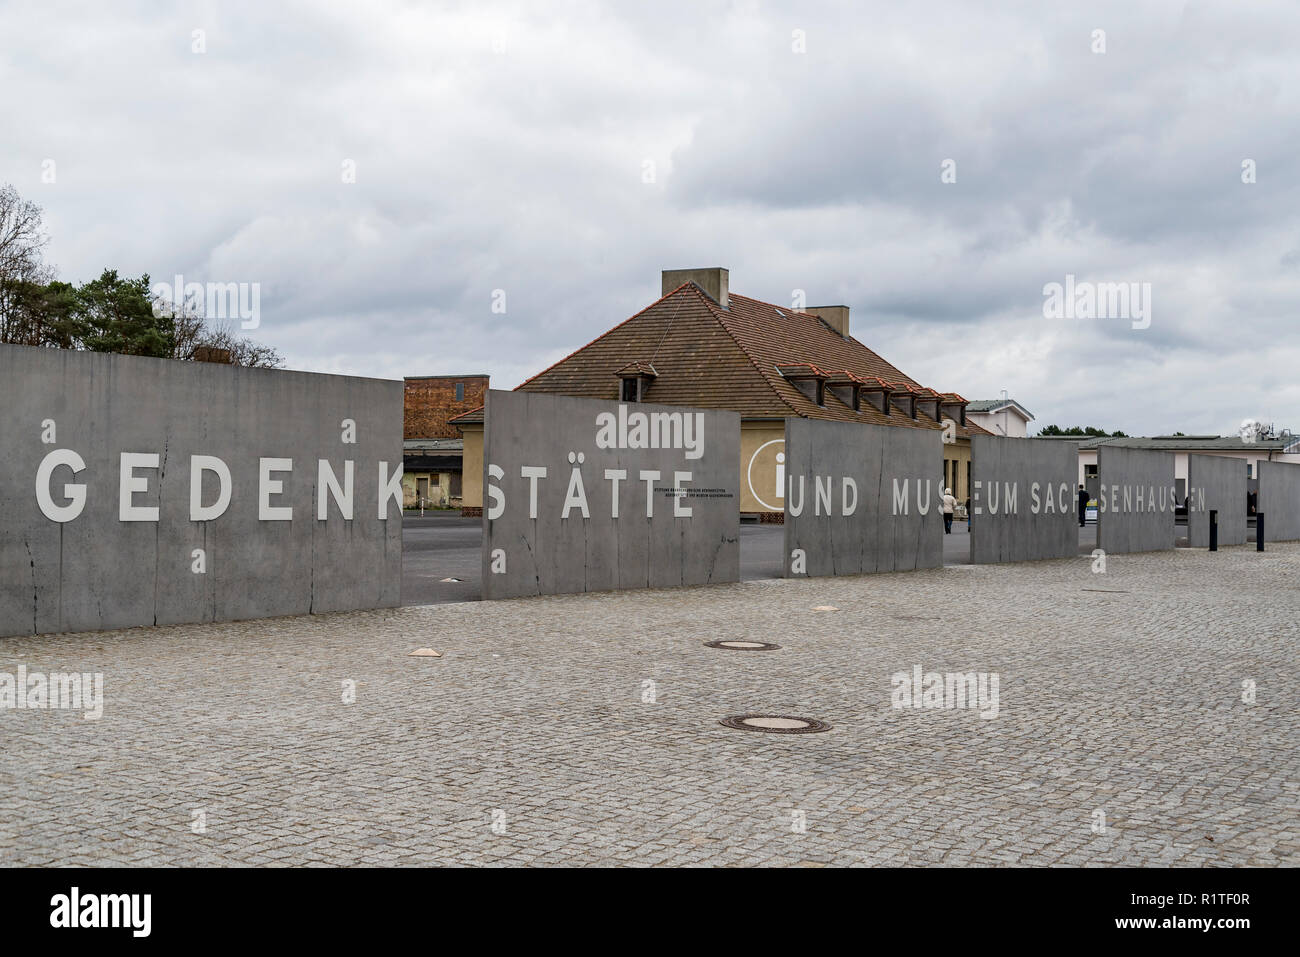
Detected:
[621,378,638,402]
[455,382,465,402]
[431,474,440,486]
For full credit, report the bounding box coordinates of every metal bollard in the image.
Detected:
[1257,512,1265,551]
[1209,509,1218,552]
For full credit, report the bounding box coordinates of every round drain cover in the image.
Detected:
[704,640,781,651]
[719,714,832,734]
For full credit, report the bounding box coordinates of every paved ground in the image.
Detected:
[401,512,1107,604]
[2,542,1295,867]
[401,514,808,604]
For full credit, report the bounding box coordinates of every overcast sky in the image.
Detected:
[4,0,1297,436]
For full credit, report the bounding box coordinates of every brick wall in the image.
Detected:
[404,375,489,439]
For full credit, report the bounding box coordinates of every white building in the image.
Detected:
[966,398,1035,438]
[1034,433,1300,490]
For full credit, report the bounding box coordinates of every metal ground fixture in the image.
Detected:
[719,714,832,734]
[703,640,781,651]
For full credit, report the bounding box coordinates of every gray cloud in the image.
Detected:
[2,0,1297,436]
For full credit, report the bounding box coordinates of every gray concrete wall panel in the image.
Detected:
[970,435,1078,563]
[1258,460,1300,542]
[783,418,942,577]
[481,390,740,599]
[0,344,403,637]
[1095,446,1177,554]
[1187,454,1247,548]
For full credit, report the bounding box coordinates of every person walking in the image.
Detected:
[1078,484,1089,527]
[942,487,956,534]
[965,496,971,532]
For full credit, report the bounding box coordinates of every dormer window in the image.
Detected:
[614,361,658,403]
[825,372,864,411]
[889,384,919,419]
[939,393,968,427]
[776,364,829,407]
[916,389,942,421]
[858,378,892,415]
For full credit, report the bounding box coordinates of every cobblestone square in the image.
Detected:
[2,544,1296,867]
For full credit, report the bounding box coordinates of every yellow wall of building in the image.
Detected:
[457,417,969,514]
[942,442,972,505]
[402,472,452,507]
[460,425,484,508]
[740,422,787,515]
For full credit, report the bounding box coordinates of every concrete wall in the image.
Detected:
[481,390,740,598]
[970,436,1078,563]
[783,417,942,577]
[1096,447,1176,554]
[0,344,403,637]
[1258,460,1300,541]
[1187,454,1247,547]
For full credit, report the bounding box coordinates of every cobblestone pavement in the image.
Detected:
[2,543,1296,867]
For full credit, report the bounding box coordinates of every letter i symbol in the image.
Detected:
[776,452,785,500]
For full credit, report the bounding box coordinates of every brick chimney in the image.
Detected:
[662,267,728,310]
[805,305,850,338]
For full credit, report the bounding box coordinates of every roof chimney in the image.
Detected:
[805,305,850,338]
[662,267,728,310]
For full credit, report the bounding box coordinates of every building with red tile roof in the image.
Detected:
[454,267,985,515]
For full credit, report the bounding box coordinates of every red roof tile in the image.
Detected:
[511,281,988,436]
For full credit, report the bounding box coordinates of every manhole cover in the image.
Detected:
[704,640,781,651]
[719,714,832,734]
